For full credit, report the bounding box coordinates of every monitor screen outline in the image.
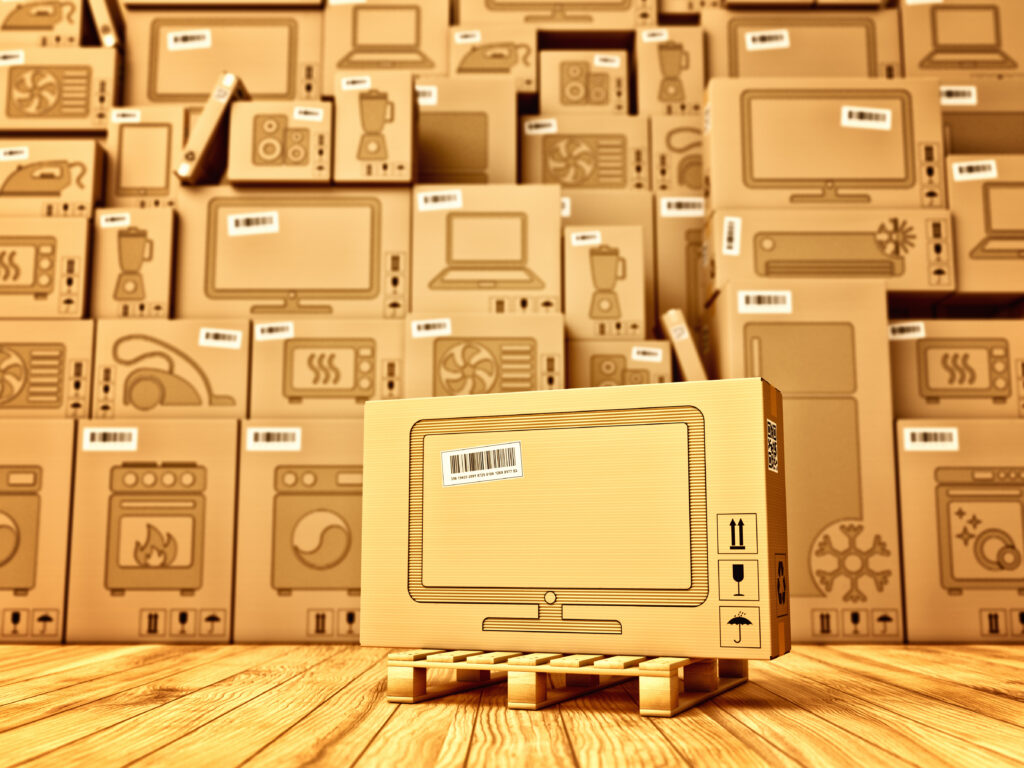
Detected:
[352,5,420,50]
[445,211,527,267]
[931,5,1001,50]
[727,17,878,78]
[983,182,1024,236]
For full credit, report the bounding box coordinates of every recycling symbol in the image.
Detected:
[777,560,787,605]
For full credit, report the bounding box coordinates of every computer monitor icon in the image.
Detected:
[970,182,1024,259]
[920,5,1017,70]
[428,212,544,290]
[336,5,434,69]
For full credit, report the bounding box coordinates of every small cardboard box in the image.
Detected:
[896,419,1024,643]
[333,74,413,184]
[703,77,947,211]
[124,10,321,106]
[0,47,117,133]
[448,25,537,94]
[940,80,1024,156]
[635,27,704,115]
[706,280,903,643]
[563,226,647,340]
[175,72,246,185]
[234,419,364,643]
[0,0,83,47]
[0,320,92,419]
[415,75,517,184]
[175,185,410,319]
[322,0,448,97]
[702,7,901,80]
[889,319,1024,420]
[66,419,238,643]
[947,154,1024,296]
[91,208,175,319]
[249,318,404,418]
[0,218,87,319]
[0,140,102,218]
[92,319,249,420]
[567,339,672,388]
[227,100,332,184]
[403,313,565,398]
[105,107,185,209]
[456,0,656,29]
[521,114,650,192]
[655,193,705,331]
[539,50,629,116]
[411,184,562,316]
[0,420,75,644]
[650,115,703,195]
[661,309,708,382]
[361,378,790,659]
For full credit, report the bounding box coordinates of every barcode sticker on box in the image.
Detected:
[0,146,28,161]
[167,29,211,51]
[903,427,959,452]
[570,230,601,247]
[738,290,792,314]
[417,189,462,212]
[631,346,663,363]
[416,84,438,107]
[669,323,688,341]
[524,118,558,135]
[246,427,302,452]
[840,105,892,131]
[560,196,571,218]
[340,75,372,91]
[952,159,998,182]
[641,28,669,43]
[83,427,138,452]
[660,196,704,218]
[411,318,452,338]
[454,30,481,44]
[199,327,243,350]
[442,442,523,487]
[0,50,25,66]
[593,53,621,68]
[745,29,790,51]
[99,213,131,229]
[293,106,324,122]
[254,321,294,341]
[766,419,779,473]
[722,216,742,256]
[111,109,141,124]
[940,84,978,107]
[227,211,279,237]
[888,321,926,341]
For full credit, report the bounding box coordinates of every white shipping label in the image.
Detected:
[745,29,790,52]
[888,322,926,341]
[840,105,892,131]
[417,189,463,211]
[254,321,295,341]
[631,346,664,363]
[340,75,372,91]
[524,118,558,135]
[903,427,959,452]
[593,54,621,68]
[722,216,742,256]
[111,109,141,124]
[415,84,438,106]
[82,427,138,452]
[905,0,943,5]
[570,230,602,247]
[246,427,302,452]
[952,159,998,182]
[641,29,669,43]
[940,85,978,107]
[454,30,481,44]
[411,318,452,338]
[293,106,324,122]
[167,29,211,51]
[328,0,367,5]
[199,327,243,350]
[0,146,28,161]
[442,442,523,487]
[660,196,704,218]
[0,50,25,66]
[738,290,793,314]
[227,211,279,237]
[560,196,572,218]
[766,419,779,473]
[99,213,131,228]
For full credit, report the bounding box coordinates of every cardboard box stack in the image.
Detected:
[0,0,1021,646]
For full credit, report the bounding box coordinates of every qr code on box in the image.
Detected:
[766,419,778,474]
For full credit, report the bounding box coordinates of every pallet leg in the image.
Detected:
[508,670,547,709]
[719,659,748,679]
[684,659,719,693]
[388,665,426,700]
[639,673,680,717]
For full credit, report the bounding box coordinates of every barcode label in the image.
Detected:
[411,318,452,338]
[840,105,893,131]
[0,146,28,161]
[340,75,372,91]
[903,427,959,452]
[738,290,792,314]
[722,216,742,256]
[570,230,601,247]
[442,442,523,487]
[415,84,438,107]
[99,213,131,229]
[227,211,279,237]
[631,346,663,363]
[0,50,25,66]
[560,196,571,218]
[246,427,302,452]
[111,109,141,124]
[454,30,481,44]
[199,327,242,350]
[82,427,138,452]
[940,85,978,107]
[888,322,926,341]
[593,54,621,68]
[766,419,779,473]
[660,196,704,218]
[524,118,558,135]
[641,28,669,43]
[952,159,998,182]
[669,323,688,341]
[293,106,324,122]
[254,321,295,341]
[417,189,463,211]
[167,29,211,51]
[745,29,790,51]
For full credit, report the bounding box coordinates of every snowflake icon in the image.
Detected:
[814,524,892,603]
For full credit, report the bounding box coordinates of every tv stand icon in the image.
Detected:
[250,292,333,315]
[482,594,622,635]
[790,181,871,205]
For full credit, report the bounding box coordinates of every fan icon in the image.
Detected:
[544,137,600,186]
[9,68,63,116]
[874,218,916,257]
[437,341,498,396]
[0,347,28,406]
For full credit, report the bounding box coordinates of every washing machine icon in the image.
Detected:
[0,466,41,595]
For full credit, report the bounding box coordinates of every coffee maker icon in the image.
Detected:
[357,90,394,161]
[657,41,688,103]
[589,244,626,319]
[114,227,153,302]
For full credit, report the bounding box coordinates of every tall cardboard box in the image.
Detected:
[66,419,238,643]
[235,419,363,642]
[707,280,903,642]
[227,101,333,185]
[0,0,83,47]
[940,79,1024,156]
[456,0,656,29]
[333,73,414,184]
[175,185,410,319]
[897,419,1024,642]
[0,420,74,643]
[655,194,704,330]
[105,107,186,209]
[249,318,404,418]
[650,115,703,195]
[360,379,790,659]
[563,226,647,340]
[404,313,565,398]
[538,50,629,115]
[0,320,92,419]
[0,218,88,319]
[411,184,562,316]
[0,140,102,218]
[448,25,537,94]
[567,339,672,388]
[91,208,175,319]
[661,309,708,382]
[635,27,704,115]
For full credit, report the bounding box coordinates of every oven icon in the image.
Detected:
[0,466,41,595]
[105,463,205,596]
[937,467,1024,595]
[272,466,362,596]
[917,338,1013,404]
[283,338,376,404]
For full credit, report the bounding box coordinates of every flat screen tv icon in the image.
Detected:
[429,212,544,290]
[971,183,1024,259]
[920,5,1017,71]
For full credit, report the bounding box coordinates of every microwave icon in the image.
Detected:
[1,237,57,300]
[283,338,376,403]
[0,466,41,595]
[7,66,90,118]
[917,338,1013,404]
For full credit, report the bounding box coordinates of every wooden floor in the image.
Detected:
[0,644,1021,767]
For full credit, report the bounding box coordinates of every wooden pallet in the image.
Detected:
[387,649,748,717]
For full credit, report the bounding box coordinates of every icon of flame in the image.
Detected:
[134,524,177,567]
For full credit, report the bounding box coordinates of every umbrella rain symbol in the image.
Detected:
[728,612,752,643]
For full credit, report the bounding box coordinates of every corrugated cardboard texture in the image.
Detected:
[228,100,332,184]
[661,309,708,382]
[457,0,656,29]
[0,218,88,319]
[567,339,672,388]
[563,225,647,340]
[539,50,629,116]
[0,139,102,218]
[90,208,175,319]
[0,0,84,47]
[650,114,703,195]
[447,25,537,94]
[654,194,704,330]
[940,79,1024,156]
[333,73,413,184]
[105,106,185,208]
[635,26,704,115]
[0,320,93,418]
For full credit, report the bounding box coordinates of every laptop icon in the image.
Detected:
[920,5,1018,70]
[429,212,545,290]
[971,182,1024,259]
[336,5,434,69]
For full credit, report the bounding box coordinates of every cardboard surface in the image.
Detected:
[0,320,93,419]
[0,420,75,644]
[539,50,629,116]
[0,217,88,319]
[234,419,363,643]
[91,208,175,319]
[661,309,708,382]
[650,114,703,195]
[0,139,102,218]
[940,79,1024,156]
[896,419,1024,643]
[227,100,332,184]
[567,338,671,388]
[635,26,704,115]
[902,0,1024,79]
[655,193,704,331]
[456,0,656,29]
[361,378,790,659]
[175,71,246,185]
[105,106,185,208]
[0,0,84,47]
[448,25,537,94]
[66,419,238,643]
[333,73,413,184]
[563,225,647,340]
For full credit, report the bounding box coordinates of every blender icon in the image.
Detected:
[657,41,689,103]
[357,89,394,161]
[114,227,153,302]
[589,244,626,319]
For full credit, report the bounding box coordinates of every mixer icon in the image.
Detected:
[657,41,688,103]
[589,244,626,319]
[357,90,394,161]
[114,227,152,302]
